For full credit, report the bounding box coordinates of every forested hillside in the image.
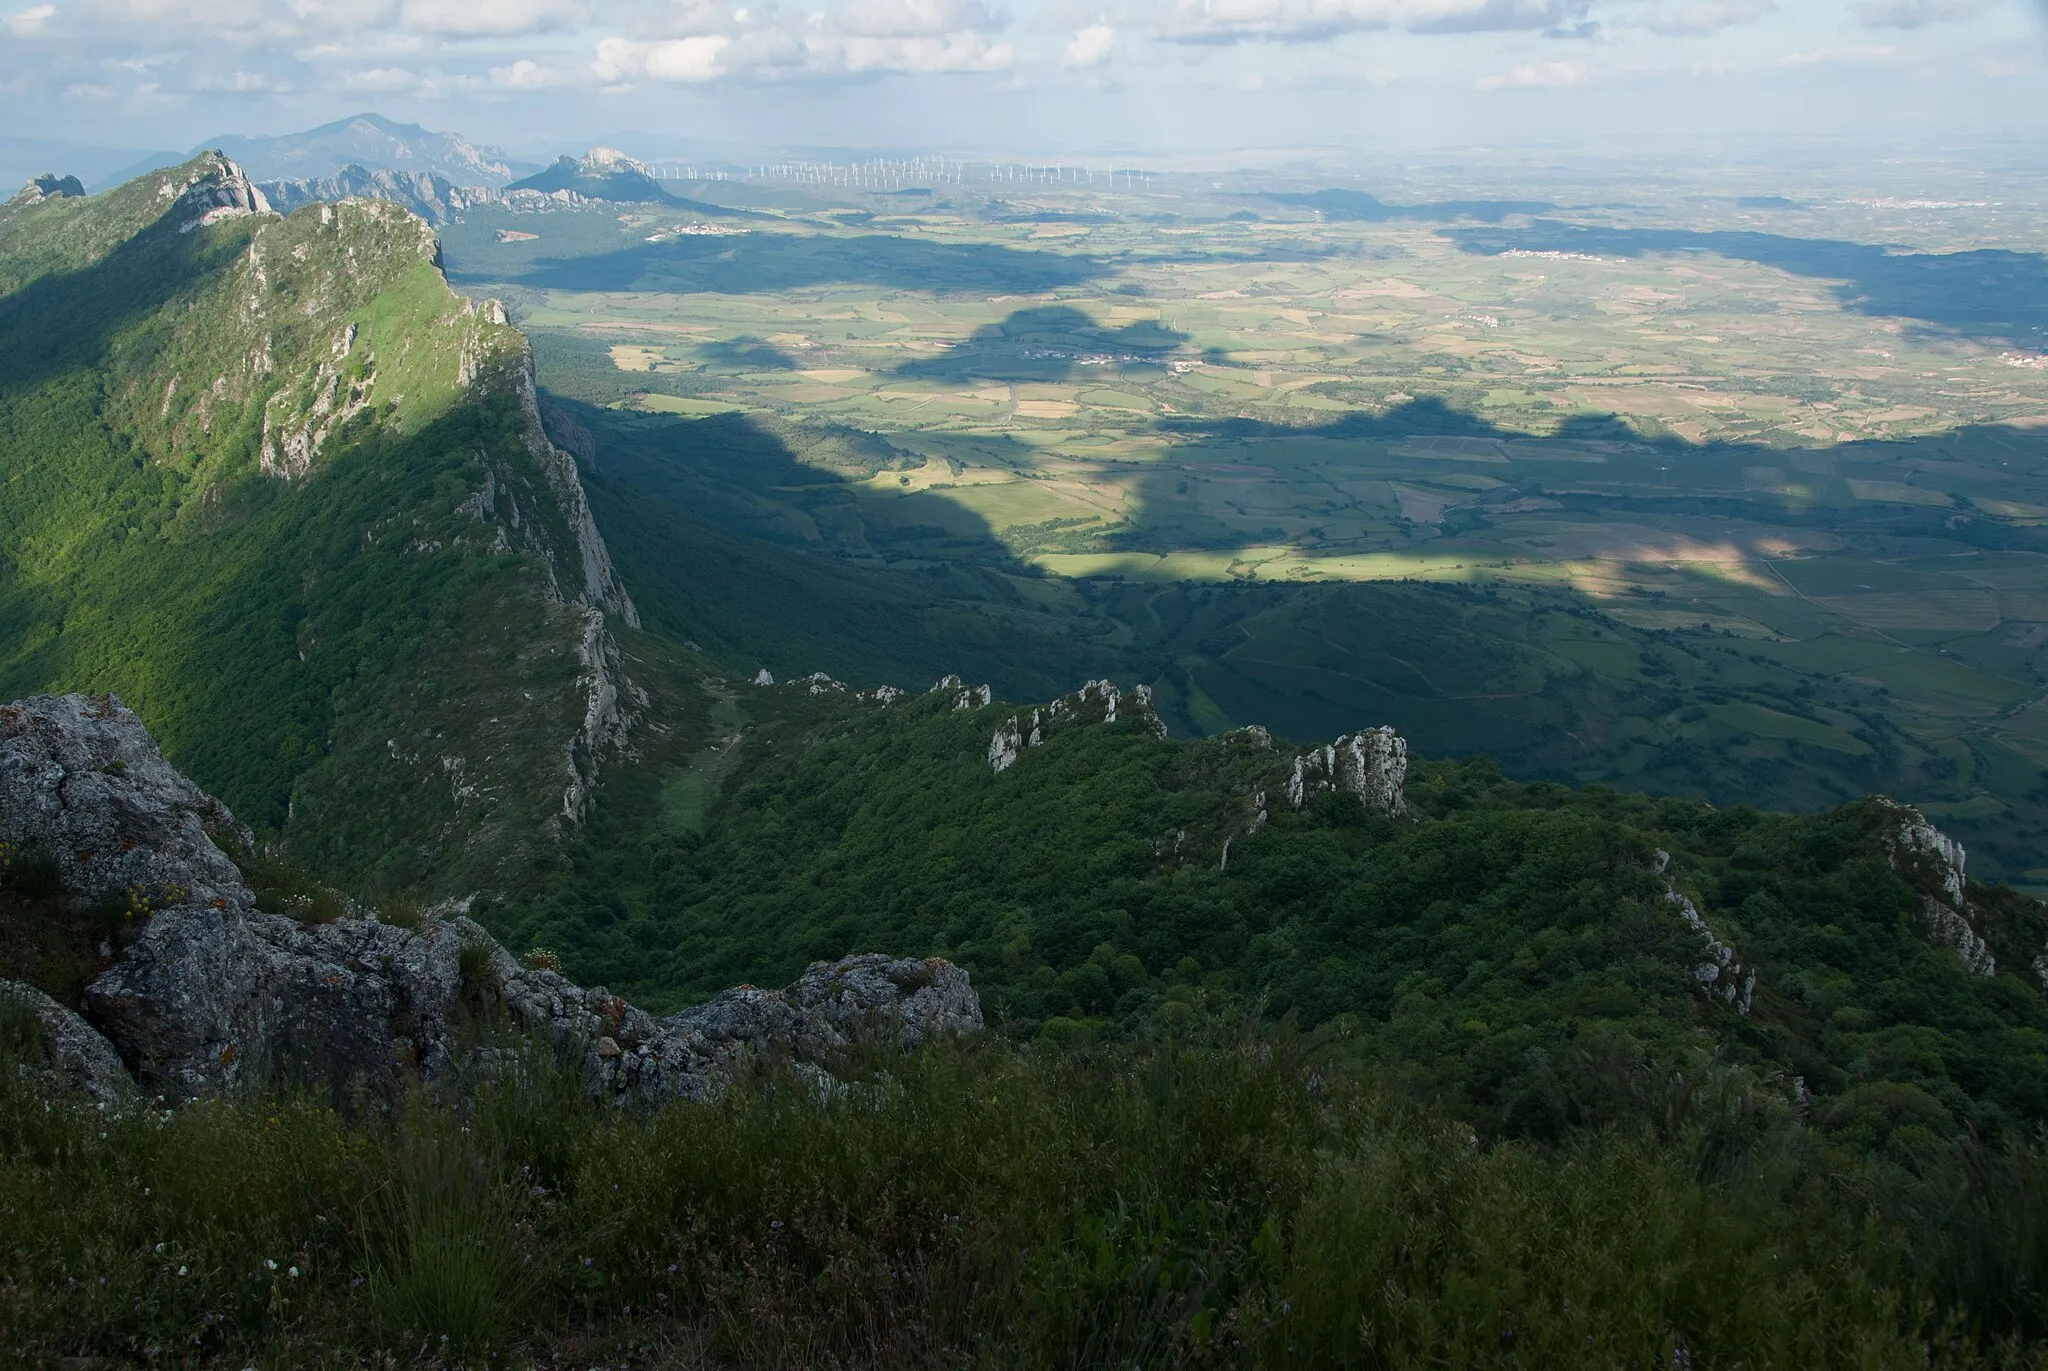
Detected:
[0,157,639,892]
[493,674,2048,1146]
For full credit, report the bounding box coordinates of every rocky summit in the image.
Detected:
[2,693,981,1107]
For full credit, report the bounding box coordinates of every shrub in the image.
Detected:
[0,990,46,1062]
[457,938,502,1022]
[0,1027,2038,1367]
[0,843,64,901]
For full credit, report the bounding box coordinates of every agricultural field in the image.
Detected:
[436,160,2048,884]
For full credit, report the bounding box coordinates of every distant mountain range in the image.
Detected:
[201,113,523,188]
[13,121,768,225]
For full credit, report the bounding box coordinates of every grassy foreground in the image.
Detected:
[3,1018,2044,1369]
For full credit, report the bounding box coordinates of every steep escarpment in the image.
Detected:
[0,155,641,893]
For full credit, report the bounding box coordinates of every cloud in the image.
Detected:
[592,2,1013,84]
[594,33,733,82]
[4,4,55,35]
[833,31,1014,69]
[835,0,1007,37]
[1407,0,1584,33]
[399,0,587,36]
[1635,0,1775,35]
[338,65,420,91]
[489,57,569,87]
[1064,21,1116,63]
[1851,0,1990,26]
[1156,0,1586,44]
[1476,57,1585,87]
[1778,43,1901,65]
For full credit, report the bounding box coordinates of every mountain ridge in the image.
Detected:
[0,152,642,893]
[199,112,519,187]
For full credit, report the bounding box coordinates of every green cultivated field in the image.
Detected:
[439,165,2048,880]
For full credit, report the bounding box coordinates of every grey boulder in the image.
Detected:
[0,694,252,912]
[1,979,134,1108]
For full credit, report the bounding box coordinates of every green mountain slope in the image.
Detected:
[493,677,2048,1145]
[0,156,640,893]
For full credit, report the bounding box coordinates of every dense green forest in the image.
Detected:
[490,679,2048,1148]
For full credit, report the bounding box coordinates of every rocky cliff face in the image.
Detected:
[260,165,496,226]
[1283,729,1408,818]
[11,173,85,204]
[1890,800,1997,977]
[1,695,252,912]
[1,695,980,1107]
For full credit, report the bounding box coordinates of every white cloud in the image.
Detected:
[1778,43,1901,65]
[4,4,55,35]
[399,0,587,37]
[594,33,732,81]
[594,0,1015,82]
[835,0,1007,38]
[1064,22,1116,63]
[489,56,567,87]
[833,31,1012,69]
[1634,0,1774,35]
[1851,0,1990,26]
[338,65,420,90]
[1157,0,1586,44]
[1476,57,1586,87]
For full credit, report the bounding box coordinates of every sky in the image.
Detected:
[1,0,2044,159]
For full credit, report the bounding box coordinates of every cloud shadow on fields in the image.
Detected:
[547,351,2048,877]
[1443,221,2048,350]
[896,306,1190,383]
[698,336,801,371]
[455,230,1104,296]
[1261,189,1556,225]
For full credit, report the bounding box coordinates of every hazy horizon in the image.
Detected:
[2,0,2045,172]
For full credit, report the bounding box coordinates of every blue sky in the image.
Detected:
[1,0,2043,157]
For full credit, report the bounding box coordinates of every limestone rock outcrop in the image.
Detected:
[1285,728,1407,818]
[1,694,253,912]
[1,980,135,1108]
[1888,800,1996,977]
[1652,848,1755,1015]
[985,678,1168,774]
[11,173,85,204]
[536,954,984,1105]
[171,153,273,232]
[2,694,982,1107]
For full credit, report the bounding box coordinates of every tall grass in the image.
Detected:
[1,1023,2041,1368]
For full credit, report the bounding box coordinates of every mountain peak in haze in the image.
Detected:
[580,146,646,174]
[199,113,517,188]
[505,147,689,207]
